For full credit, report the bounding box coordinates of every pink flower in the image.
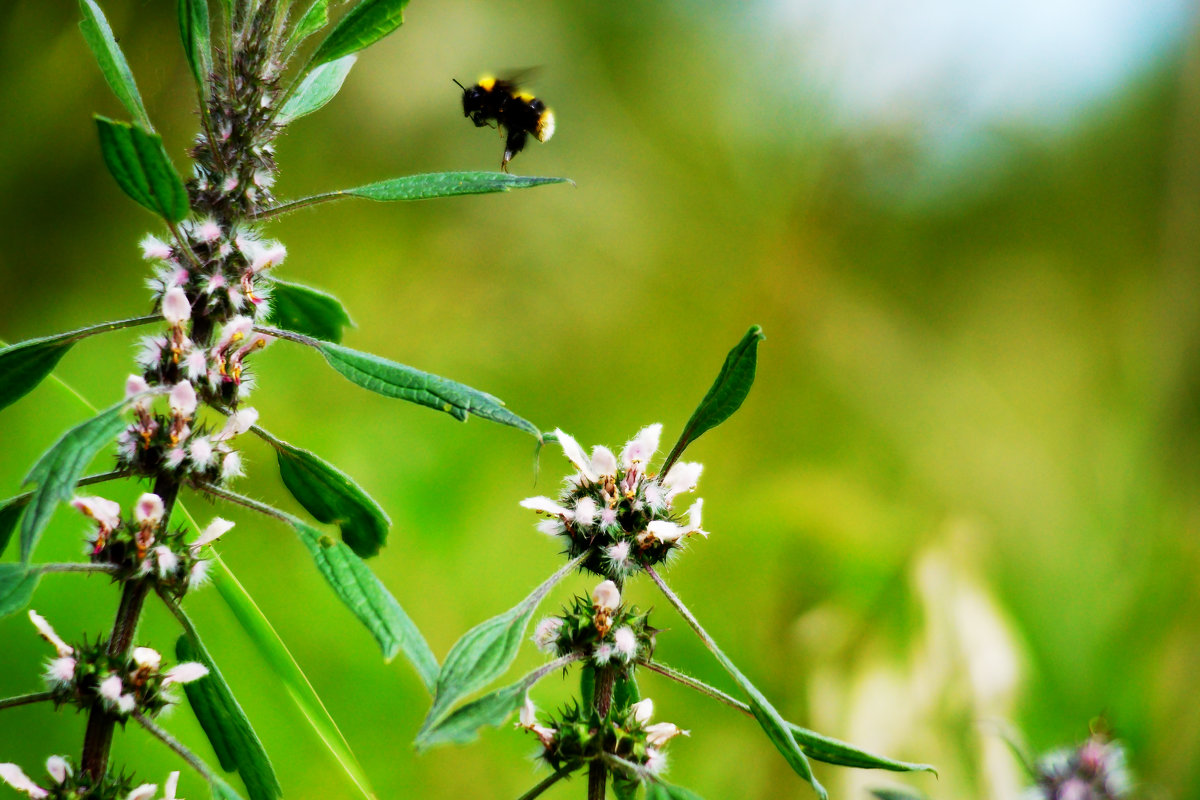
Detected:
[71,496,121,533]
[163,662,209,686]
[169,381,197,417]
[28,611,73,657]
[140,235,173,261]
[162,287,191,326]
[0,764,48,798]
[620,424,662,468]
[135,493,164,527]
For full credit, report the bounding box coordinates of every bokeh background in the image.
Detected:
[2,1,1199,798]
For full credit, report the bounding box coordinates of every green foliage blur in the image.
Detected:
[2,2,1198,799]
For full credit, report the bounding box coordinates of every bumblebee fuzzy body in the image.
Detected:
[458,76,555,172]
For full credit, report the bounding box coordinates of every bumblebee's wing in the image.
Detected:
[496,66,542,90]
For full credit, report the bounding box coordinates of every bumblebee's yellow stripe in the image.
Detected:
[478,76,496,91]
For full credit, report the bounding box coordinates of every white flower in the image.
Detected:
[593,642,615,665]
[221,451,244,481]
[574,497,597,526]
[645,722,688,746]
[644,747,668,776]
[169,381,197,417]
[216,407,258,440]
[0,764,48,799]
[154,546,179,578]
[520,496,574,519]
[135,335,165,369]
[605,541,632,572]
[591,445,618,477]
[125,374,152,411]
[531,617,563,654]
[140,235,173,261]
[163,662,209,686]
[192,518,234,553]
[535,519,563,537]
[185,349,208,381]
[28,611,73,657]
[620,424,662,468]
[519,695,538,728]
[644,483,666,511]
[593,580,621,612]
[166,447,187,469]
[132,647,162,670]
[117,694,137,715]
[98,674,124,705]
[661,461,702,500]
[214,316,253,352]
[196,218,222,242]
[553,429,599,484]
[135,493,164,527]
[188,436,214,468]
[646,520,685,544]
[613,626,638,661]
[684,499,706,537]
[44,757,69,786]
[188,560,212,590]
[71,496,121,532]
[162,287,191,326]
[45,656,76,687]
[163,771,180,800]
[599,507,619,531]
[248,240,286,272]
[126,783,158,800]
[630,698,654,725]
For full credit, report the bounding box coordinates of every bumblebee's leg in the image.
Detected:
[503,128,528,172]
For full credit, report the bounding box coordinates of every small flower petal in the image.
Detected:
[574,497,597,527]
[645,722,688,746]
[532,617,563,654]
[132,647,162,670]
[554,429,599,483]
[193,517,234,551]
[98,674,123,703]
[162,287,191,326]
[620,424,662,468]
[169,381,197,417]
[661,461,703,499]
[163,662,209,686]
[135,493,164,527]
[593,580,621,612]
[590,446,618,477]
[216,407,258,440]
[164,772,180,800]
[28,611,73,657]
[126,783,158,800]
[519,695,538,728]
[520,496,574,519]
[44,757,69,786]
[71,496,122,532]
[647,520,685,543]
[613,626,638,661]
[630,698,654,725]
[0,764,48,798]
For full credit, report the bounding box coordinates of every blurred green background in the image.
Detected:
[2,1,1199,798]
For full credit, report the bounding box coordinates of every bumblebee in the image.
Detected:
[454,74,555,172]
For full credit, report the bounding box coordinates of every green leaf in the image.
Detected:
[870,789,929,800]
[0,335,76,412]
[278,55,356,123]
[310,0,409,67]
[176,633,281,800]
[78,0,151,127]
[273,440,387,558]
[265,280,353,343]
[210,777,247,800]
[787,722,936,773]
[418,555,585,742]
[0,564,41,619]
[646,783,706,800]
[318,342,541,438]
[287,0,330,51]
[345,172,569,202]
[0,497,26,558]
[178,0,213,87]
[292,520,438,689]
[661,325,764,473]
[20,402,128,563]
[613,673,640,711]
[613,776,641,800]
[95,116,190,223]
[414,681,525,749]
[205,553,376,799]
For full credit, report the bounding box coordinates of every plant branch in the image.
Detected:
[198,482,292,523]
[638,659,746,714]
[644,566,720,657]
[134,711,220,783]
[516,768,575,800]
[253,324,319,348]
[2,470,129,512]
[39,563,120,575]
[254,191,348,219]
[0,691,53,712]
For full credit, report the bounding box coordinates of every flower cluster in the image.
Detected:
[1025,734,1131,800]
[532,580,656,670]
[517,694,687,781]
[31,611,208,720]
[72,495,230,593]
[522,425,706,578]
[0,757,180,800]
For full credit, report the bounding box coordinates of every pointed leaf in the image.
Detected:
[418,554,585,739]
[415,681,525,749]
[176,633,281,800]
[78,0,151,127]
[646,784,707,800]
[0,497,26,558]
[95,116,190,222]
[871,790,929,800]
[661,325,764,473]
[287,0,330,51]
[278,55,356,123]
[0,564,41,619]
[787,722,937,773]
[345,172,569,202]
[0,335,76,412]
[310,0,409,67]
[273,440,388,558]
[178,0,213,87]
[265,280,353,343]
[292,520,438,689]
[318,342,541,438]
[20,402,128,562]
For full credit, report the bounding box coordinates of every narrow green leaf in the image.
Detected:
[78,0,151,127]
[0,497,26,558]
[265,280,353,343]
[345,172,569,202]
[178,0,213,87]
[273,440,388,558]
[0,564,41,619]
[20,402,128,562]
[871,789,929,800]
[210,777,247,800]
[287,0,330,51]
[278,55,356,123]
[176,633,282,800]
[318,342,541,438]
[0,336,74,413]
[310,0,409,66]
[418,554,585,740]
[415,681,525,749]
[661,325,764,474]
[205,553,376,799]
[646,783,706,800]
[95,116,190,222]
[292,520,438,688]
[788,722,936,773]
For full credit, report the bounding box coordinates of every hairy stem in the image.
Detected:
[0,691,53,712]
[39,563,120,575]
[135,711,220,782]
[587,665,616,800]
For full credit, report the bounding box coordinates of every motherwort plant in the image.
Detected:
[0,0,566,798]
[414,328,937,799]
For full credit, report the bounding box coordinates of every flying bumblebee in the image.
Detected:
[454,73,555,172]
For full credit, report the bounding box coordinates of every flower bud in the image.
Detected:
[98,674,124,705]
[532,617,563,654]
[44,757,69,786]
[135,494,164,528]
[169,381,197,417]
[593,580,620,612]
[645,722,688,746]
[132,647,162,670]
[613,626,638,661]
[162,287,191,327]
[630,698,654,725]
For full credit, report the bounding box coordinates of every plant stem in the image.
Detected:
[134,711,220,782]
[587,665,615,800]
[200,481,291,522]
[0,691,53,712]
[638,659,746,713]
[39,563,120,575]
[517,769,573,800]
